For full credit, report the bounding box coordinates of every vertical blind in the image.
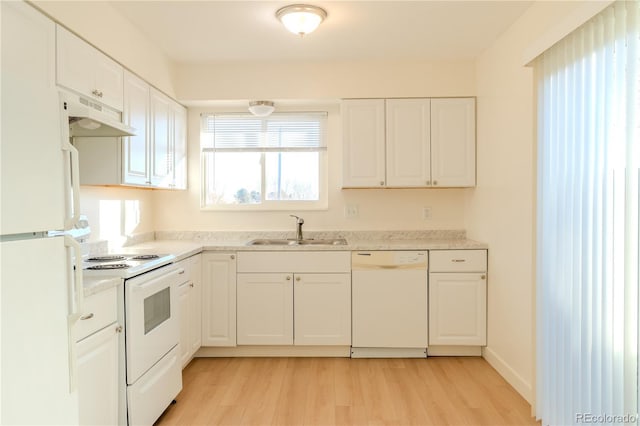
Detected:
[536,1,639,425]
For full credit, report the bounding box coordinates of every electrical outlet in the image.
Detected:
[344,204,359,218]
[422,207,432,220]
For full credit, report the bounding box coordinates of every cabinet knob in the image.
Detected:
[91,89,103,98]
[115,325,123,333]
[230,255,235,260]
[380,181,385,186]
[433,180,438,185]
[426,180,431,185]
[286,276,292,281]
[295,276,301,282]
[190,283,194,288]
[481,274,486,280]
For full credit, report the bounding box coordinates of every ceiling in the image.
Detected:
[108,1,533,64]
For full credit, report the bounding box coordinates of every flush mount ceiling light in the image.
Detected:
[276,4,327,36]
[248,100,275,117]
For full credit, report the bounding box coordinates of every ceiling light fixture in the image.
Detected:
[248,100,275,117]
[276,4,327,37]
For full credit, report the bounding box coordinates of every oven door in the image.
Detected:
[125,264,182,385]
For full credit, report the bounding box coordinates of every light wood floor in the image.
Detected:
[155,357,538,426]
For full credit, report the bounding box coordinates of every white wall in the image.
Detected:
[467,0,611,404]
[176,60,476,101]
[79,186,155,245]
[154,60,476,232]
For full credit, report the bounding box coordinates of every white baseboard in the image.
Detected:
[482,346,533,403]
[196,345,351,357]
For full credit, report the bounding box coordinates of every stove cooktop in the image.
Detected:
[82,253,176,278]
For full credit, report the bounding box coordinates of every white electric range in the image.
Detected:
[82,252,183,425]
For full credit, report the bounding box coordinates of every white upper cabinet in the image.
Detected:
[341,99,386,187]
[56,26,124,111]
[430,98,476,187]
[342,97,476,188]
[150,88,172,187]
[76,72,187,190]
[386,99,431,187]
[123,71,150,186]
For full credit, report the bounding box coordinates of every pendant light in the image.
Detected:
[276,4,327,36]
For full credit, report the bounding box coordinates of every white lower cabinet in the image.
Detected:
[429,273,487,346]
[236,272,351,346]
[237,273,293,345]
[294,273,351,345]
[201,252,237,347]
[236,251,351,347]
[177,254,202,367]
[428,250,487,348]
[76,286,120,426]
[77,325,120,426]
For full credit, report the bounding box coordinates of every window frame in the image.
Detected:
[199,111,328,211]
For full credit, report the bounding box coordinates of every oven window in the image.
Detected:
[144,287,170,334]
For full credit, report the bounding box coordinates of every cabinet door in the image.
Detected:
[189,255,202,354]
[386,99,431,187]
[56,25,123,111]
[93,53,124,111]
[294,273,351,345]
[122,71,150,186]
[429,272,486,346]
[342,99,386,187]
[170,101,187,189]
[56,26,94,101]
[237,273,293,345]
[430,98,476,187]
[201,253,236,346]
[77,324,119,426]
[149,88,172,187]
[178,281,191,367]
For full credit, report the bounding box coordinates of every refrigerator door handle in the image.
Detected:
[60,98,81,230]
[64,235,83,392]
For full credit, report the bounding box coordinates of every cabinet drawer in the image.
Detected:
[429,250,487,272]
[77,286,118,341]
[175,254,202,284]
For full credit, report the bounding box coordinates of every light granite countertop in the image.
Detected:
[84,230,486,296]
[112,229,487,258]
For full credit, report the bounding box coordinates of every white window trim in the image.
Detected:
[200,112,328,211]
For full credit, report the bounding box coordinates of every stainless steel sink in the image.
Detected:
[246,238,347,246]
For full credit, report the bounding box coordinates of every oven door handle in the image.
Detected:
[130,268,183,291]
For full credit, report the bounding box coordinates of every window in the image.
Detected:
[200,112,327,210]
[535,1,639,424]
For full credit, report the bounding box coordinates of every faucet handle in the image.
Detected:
[289,214,304,224]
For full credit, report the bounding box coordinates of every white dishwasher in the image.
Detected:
[351,251,428,358]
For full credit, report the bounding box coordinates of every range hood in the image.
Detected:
[61,90,136,137]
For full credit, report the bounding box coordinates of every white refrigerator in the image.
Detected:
[1,1,83,424]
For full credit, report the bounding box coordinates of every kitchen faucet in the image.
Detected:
[290,215,304,241]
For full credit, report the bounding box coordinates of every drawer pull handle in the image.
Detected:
[178,270,185,275]
[80,313,94,321]
[451,259,466,263]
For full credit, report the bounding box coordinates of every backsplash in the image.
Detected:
[154,229,467,242]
